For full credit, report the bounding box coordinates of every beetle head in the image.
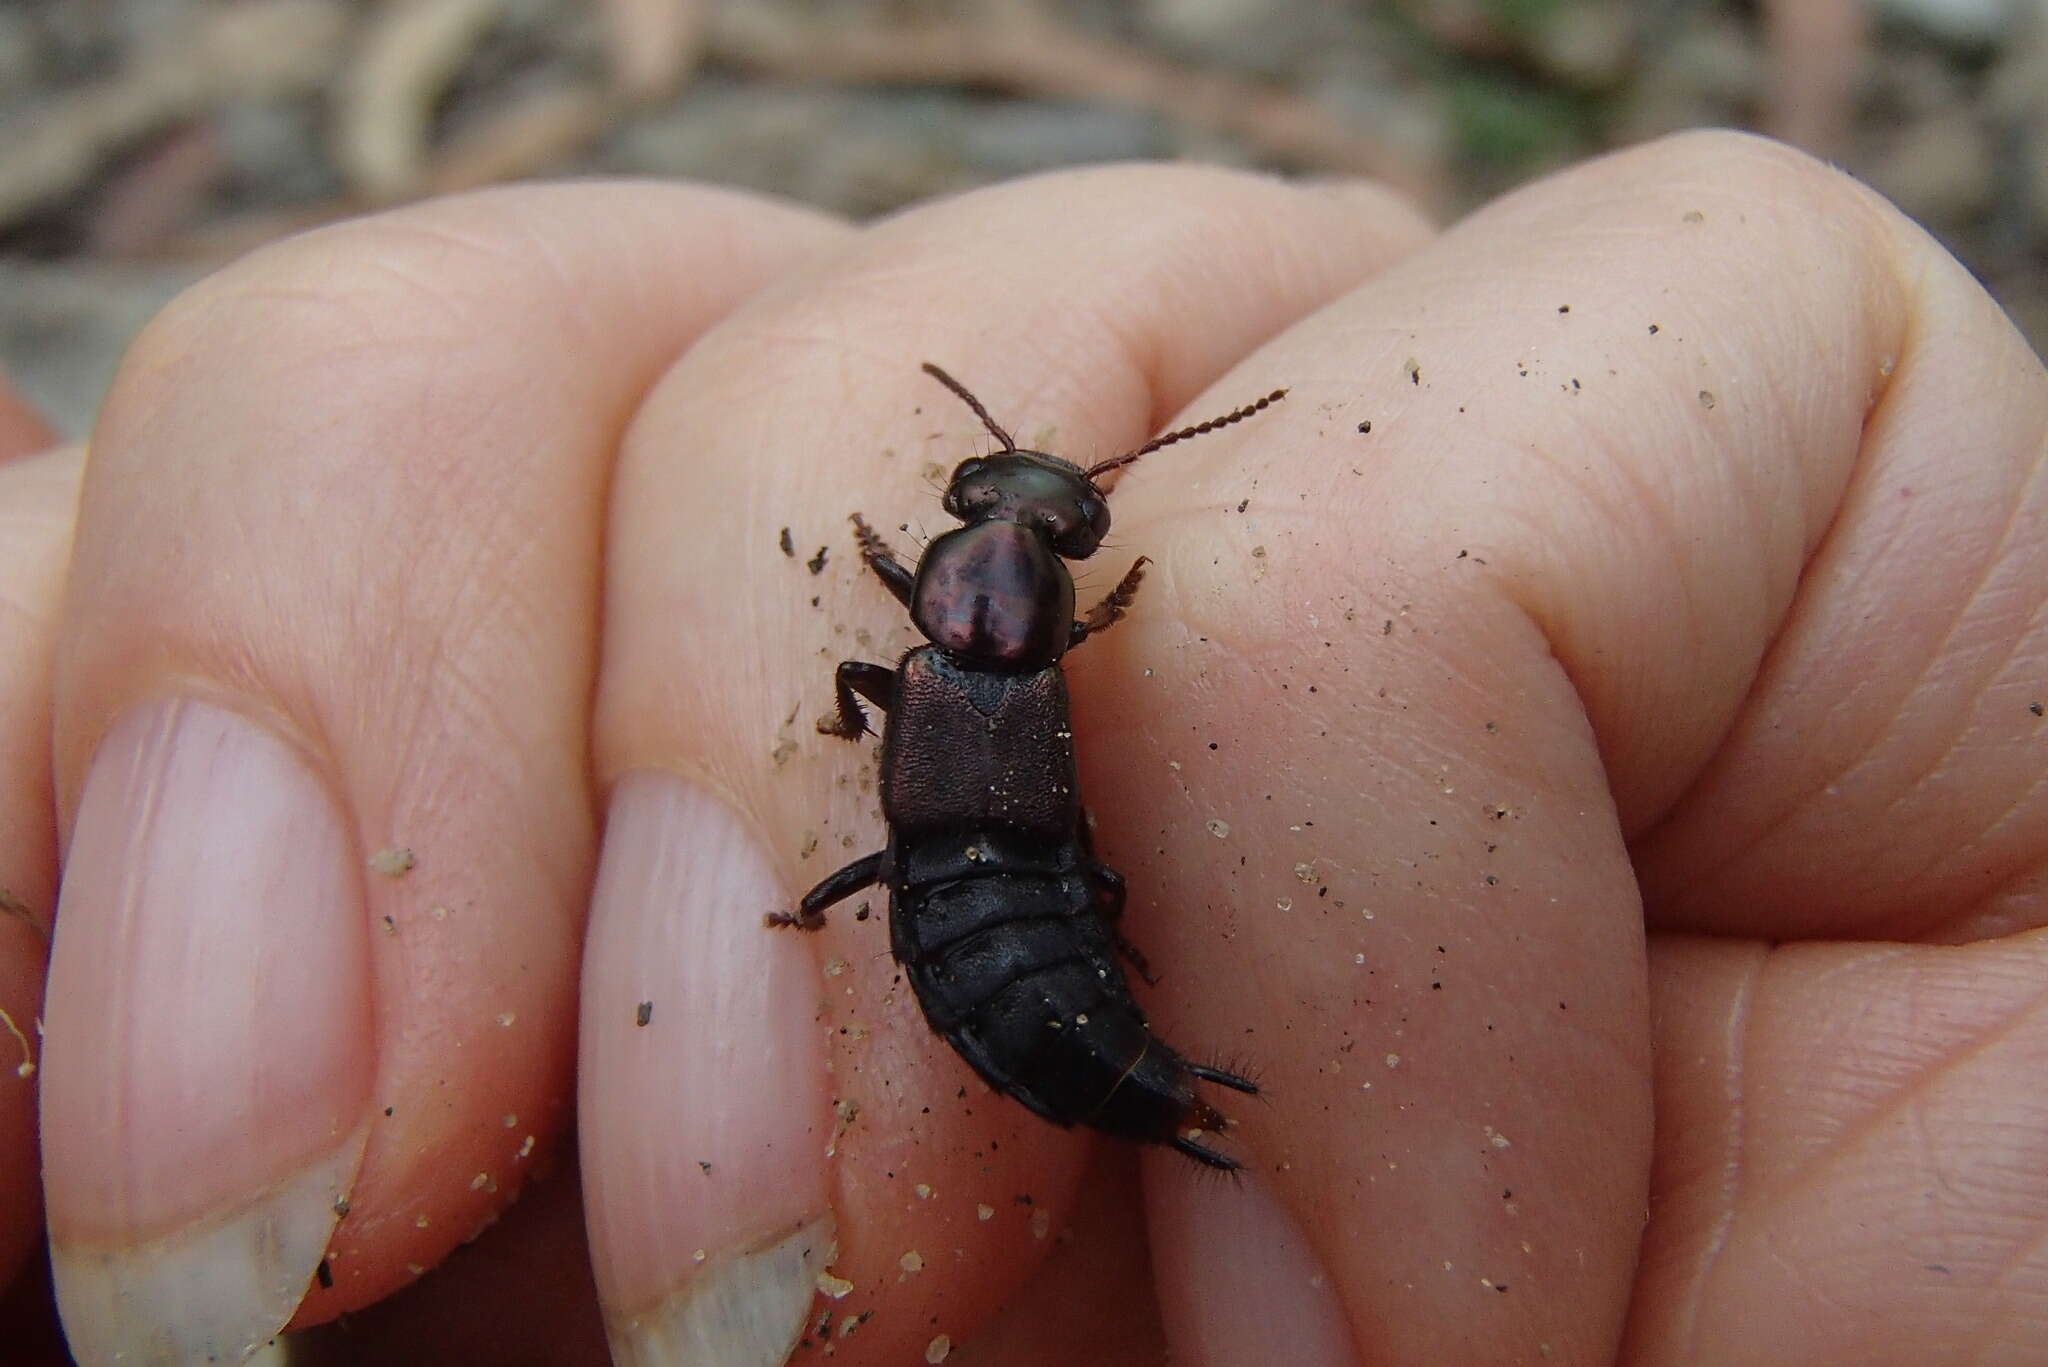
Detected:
[918,360,1287,567]
[941,452,1110,560]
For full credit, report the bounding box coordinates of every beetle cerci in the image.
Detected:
[769,362,1284,1169]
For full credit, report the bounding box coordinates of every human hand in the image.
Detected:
[5,132,2044,1365]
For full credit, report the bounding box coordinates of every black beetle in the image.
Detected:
[769,363,1283,1169]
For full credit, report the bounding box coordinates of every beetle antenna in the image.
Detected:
[1084,388,1287,482]
[922,362,1016,452]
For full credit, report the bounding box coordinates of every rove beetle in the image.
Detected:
[769,363,1284,1169]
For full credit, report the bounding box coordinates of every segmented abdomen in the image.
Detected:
[892,858,1212,1147]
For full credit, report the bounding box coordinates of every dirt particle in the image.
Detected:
[368,846,416,876]
[779,527,795,556]
[636,1001,653,1027]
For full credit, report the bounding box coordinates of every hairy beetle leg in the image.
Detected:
[849,512,914,608]
[768,850,885,931]
[818,660,897,739]
[1070,556,1149,649]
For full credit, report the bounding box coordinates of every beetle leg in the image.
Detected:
[1110,926,1159,988]
[767,850,885,931]
[850,512,916,609]
[1080,847,1159,987]
[1069,556,1150,649]
[817,660,897,739]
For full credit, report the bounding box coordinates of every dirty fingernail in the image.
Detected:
[41,699,374,1365]
[580,773,835,1366]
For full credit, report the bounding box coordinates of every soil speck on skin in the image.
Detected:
[368,846,415,876]
[780,527,795,556]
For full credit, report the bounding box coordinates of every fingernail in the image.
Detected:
[580,773,835,1366]
[41,699,374,1365]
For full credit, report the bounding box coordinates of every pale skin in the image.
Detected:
[1,132,2044,1363]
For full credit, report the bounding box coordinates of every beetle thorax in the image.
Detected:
[911,522,1076,672]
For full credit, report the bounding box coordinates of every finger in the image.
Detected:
[1623,182,2047,943]
[40,182,843,1363]
[0,445,82,1295]
[291,1161,607,1365]
[947,1148,1166,1367]
[1089,128,2036,1362]
[1628,931,2048,1365]
[0,372,59,462]
[581,163,1432,1365]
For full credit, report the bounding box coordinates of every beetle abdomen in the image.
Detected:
[893,860,1237,1161]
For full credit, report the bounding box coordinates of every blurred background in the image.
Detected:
[1,0,2044,433]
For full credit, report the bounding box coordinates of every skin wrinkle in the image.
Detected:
[1778,982,2048,1199]
[1872,443,2042,794]
[1476,438,1723,820]
[1977,1202,2048,1357]
[1638,354,1971,912]
[1674,939,1764,1361]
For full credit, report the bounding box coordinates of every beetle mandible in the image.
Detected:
[769,362,1284,1169]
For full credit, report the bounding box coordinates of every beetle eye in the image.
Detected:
[943,461,995,518]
